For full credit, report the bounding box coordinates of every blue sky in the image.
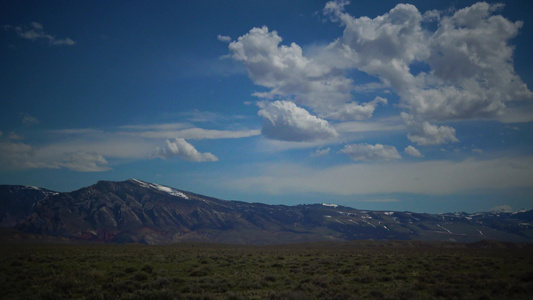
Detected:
[1,0,532,213]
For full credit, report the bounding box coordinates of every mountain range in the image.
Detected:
[1,179,532,244]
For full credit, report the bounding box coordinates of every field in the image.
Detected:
[1,241,532,299]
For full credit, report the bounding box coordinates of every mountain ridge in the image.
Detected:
[1,179,532,244]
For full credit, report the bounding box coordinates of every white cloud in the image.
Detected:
[225,156,533,196]
[334,117,405,133]
[311,148,330,157]
[59,151,110,172]
[325,1,532,123]
[404,145,422,157]
[402,113,458,146]
[496,105,533,123]
[128,128,260,140]
[1,117,257,170]
[4,22,76,46]
[406,122,458,146]
[340,143,401,161]
[0,141,109,172]
[257,101,338,141]
[325,2,428,87]
[0,141,40,170]
[228,26,356,118]
[228,2,532,146]
[120,122,260,140]
[419,3,531,120]
[217,34,231,43]
[155,138,218,162]
[1,116,259,171]
[120,123,189,131]
[322,97,387,121]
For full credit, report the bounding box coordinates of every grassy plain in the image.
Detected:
[1,240,532,299]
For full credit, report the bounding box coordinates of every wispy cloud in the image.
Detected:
[360,198,400,203]
[0,140,110,172]
[3,22,75,46]
[120,121,260,140]
[0,116,258,171]
[224,156,533,196]
[123,127,260,140]
[21,113,39,126]
[310,148,330,157]
[59,151,110,172]
[341,143,401,161]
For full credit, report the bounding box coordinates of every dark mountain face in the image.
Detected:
[8,179,533,244]
[0,185,57,227]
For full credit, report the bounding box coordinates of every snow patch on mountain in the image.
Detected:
[129,178,189,199]
[437,224,452,234]
[25,185,58,195]
[322,203,338,208]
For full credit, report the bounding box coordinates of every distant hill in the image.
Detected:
[1,179,532,244]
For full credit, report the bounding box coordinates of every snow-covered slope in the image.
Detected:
[129,178,189,199]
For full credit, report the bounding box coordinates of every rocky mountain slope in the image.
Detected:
[4,179,533,244]
[0,185,57,227]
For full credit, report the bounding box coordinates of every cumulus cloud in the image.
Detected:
[404,145,423,157]
[326,1,532,121]
[155,138,218,162]
[3,22,75,46]
[229,1,532,145]
[257,101,338,141]
[402,113,458,146]
[324,2,428,88]
[322,97,387,121]
[340,143,401,161]
[228,26,357,118]
[406,122,458,146]
[418,2,532,120]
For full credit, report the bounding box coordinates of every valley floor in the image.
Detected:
[1,240,532,299]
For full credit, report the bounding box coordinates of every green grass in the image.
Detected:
[0,241,532,299]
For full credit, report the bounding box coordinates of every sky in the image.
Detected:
[1,0,533,213]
